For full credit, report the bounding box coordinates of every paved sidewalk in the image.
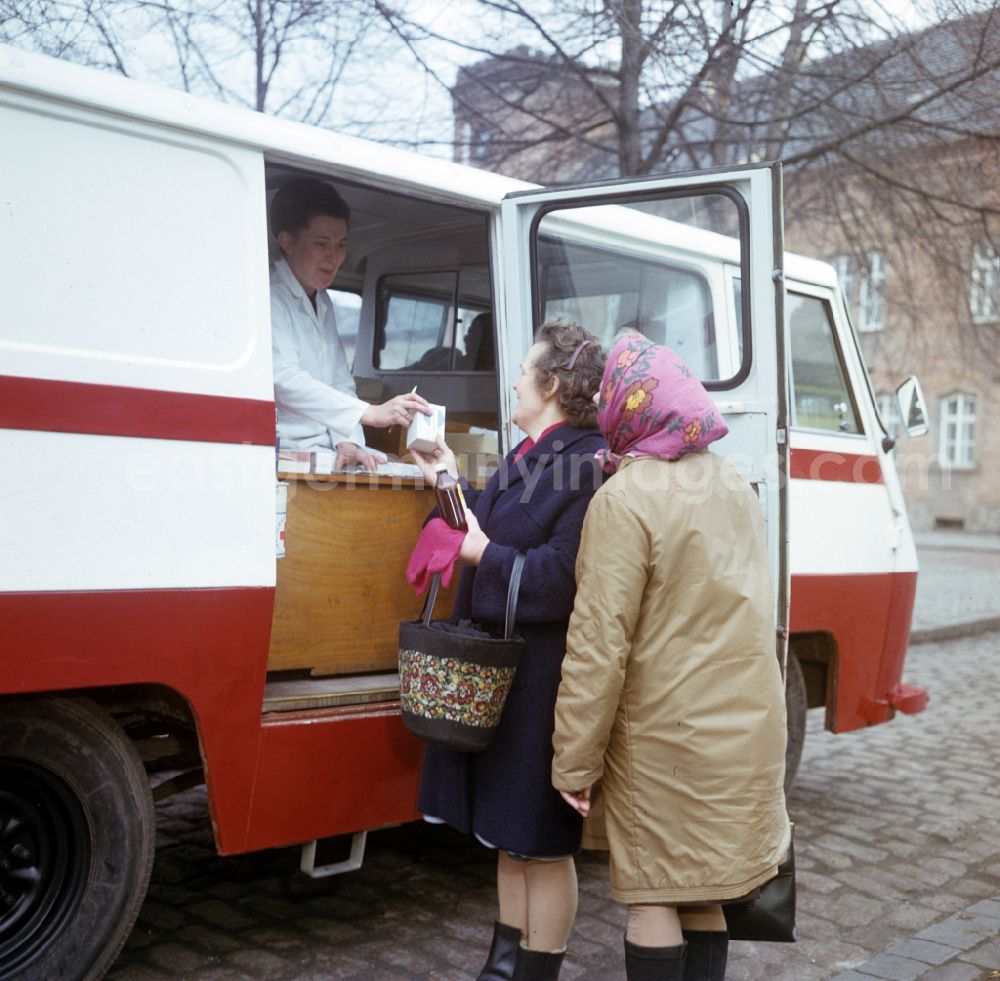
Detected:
[910,535,1000,641]
[830,899,1000,980]
[912,531,1000,554]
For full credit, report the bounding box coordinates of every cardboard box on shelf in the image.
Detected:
[446,431,501,487]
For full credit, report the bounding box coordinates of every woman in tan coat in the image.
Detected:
[552,333,789,981]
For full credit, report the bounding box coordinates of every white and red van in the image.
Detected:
[0,46,928,980]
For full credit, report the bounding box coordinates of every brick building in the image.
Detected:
[452,46,617,179]
[452,14,1000,530]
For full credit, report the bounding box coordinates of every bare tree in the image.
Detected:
[0,0,410,132]
[376,0,1000,369]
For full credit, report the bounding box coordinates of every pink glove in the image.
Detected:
[407,517,468,596]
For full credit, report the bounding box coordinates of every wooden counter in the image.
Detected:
[268,471,459,676]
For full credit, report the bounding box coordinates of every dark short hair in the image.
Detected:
[533,320,605,429]
[270,178,350,238]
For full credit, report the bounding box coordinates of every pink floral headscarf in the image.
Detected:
[597,333,729,474]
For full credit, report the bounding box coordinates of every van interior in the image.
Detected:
[261,164,502,714]
[265,164,500,435]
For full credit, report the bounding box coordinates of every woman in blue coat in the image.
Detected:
[411,320,606,981]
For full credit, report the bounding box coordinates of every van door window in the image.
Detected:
[530,191,747,386]
[538,237,718,379]
[787,292,863,434]
[375,269,490,371]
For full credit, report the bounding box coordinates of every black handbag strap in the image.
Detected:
[420,553,526,639]
[420,573,442,626]
[503,553,526,640]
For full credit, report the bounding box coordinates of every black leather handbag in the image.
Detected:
[724,826,796,943]
[398,554,525,753]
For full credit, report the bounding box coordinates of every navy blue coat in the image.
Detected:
[418,423,606,857]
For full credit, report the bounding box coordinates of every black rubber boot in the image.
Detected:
[624,937,687,981]
[681,930,728,981]
[477,921,523,981]
[511,944,566,980]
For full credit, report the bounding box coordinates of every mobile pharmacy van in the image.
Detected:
[0,45,928,980]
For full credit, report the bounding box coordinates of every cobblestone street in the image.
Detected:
[108,545,1000,981]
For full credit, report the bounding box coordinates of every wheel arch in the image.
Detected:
[789,631,839,730]
[1,684,205,793]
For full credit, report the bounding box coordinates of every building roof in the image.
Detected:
[452,9,1000,179]
[729,7,1000,164]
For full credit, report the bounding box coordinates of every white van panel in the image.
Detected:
[790,479,896,575]
[0,430,276,591]
[0,95,271,400]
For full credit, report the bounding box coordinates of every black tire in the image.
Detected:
[784,653,807,793]
[0,697,155,981]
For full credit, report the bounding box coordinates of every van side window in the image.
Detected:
[329,289,361,369]
[787,292,863,434]
[375,269,491,371]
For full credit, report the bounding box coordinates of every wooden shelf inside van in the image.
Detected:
[262,672,401,713]
[268,471,459,676]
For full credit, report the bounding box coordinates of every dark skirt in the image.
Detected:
[417,620,583,858]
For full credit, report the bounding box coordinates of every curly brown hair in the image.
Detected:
[532,320,606,429]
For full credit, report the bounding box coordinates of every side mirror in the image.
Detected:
[883,376,929,451]
[896,376,929,437]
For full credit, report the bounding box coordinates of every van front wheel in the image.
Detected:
[784,653,807,793]
[0,697,155,981]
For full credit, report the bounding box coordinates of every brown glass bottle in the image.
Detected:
[434,465,469,531]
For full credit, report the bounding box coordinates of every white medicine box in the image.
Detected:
[406,404,446,453]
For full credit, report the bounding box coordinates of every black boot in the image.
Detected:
[681,930,728,981]
[624,937,687,980]
[477,921,523,981]
[511,944,565,980]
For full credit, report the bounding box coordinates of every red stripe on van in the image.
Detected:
[789,447,883,484]
[0,375,275,446]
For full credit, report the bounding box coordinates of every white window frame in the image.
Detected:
[857,250,885,332]
[938,392,977,470]
[830,250,885,331]
[831,254,854,317]
[970,242,999,324]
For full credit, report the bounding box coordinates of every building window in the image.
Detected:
[858,251,885,331]
[831,255,854,312]
[831,250,885,331]
[456,121,495,165]
[457,121,472,165]
[938,393,976,469]
[970,242,999,323]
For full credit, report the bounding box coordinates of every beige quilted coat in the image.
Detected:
[552,453,790,905]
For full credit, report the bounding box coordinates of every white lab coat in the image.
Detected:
[270,258,367,449]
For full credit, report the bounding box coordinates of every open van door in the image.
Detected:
[498,164,789,669]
